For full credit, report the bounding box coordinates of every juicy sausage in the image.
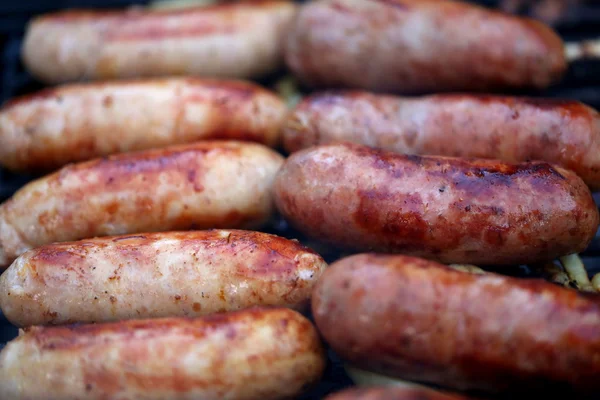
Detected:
[0,230,327,327]
[0,141,283,268]
[326,386,475,400]
[0,307,326,400]
[283,92,600,190]
[285,0,566,94]
[0,78,286,172]
[273,143,599,265]
[312,254,600,396]
[22,1,297,84]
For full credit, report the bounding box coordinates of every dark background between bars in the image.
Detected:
[1,1,600,397]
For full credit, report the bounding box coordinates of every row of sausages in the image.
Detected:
[3,246,600,397]
[1,140,598,269]
[21,0,569,94]
[2,78,600,188]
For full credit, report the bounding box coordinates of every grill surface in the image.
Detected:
[1,1,600,398]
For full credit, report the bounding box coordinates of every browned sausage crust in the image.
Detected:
[0,78,286,171]
[313,254,600,396]
[22,1,297,83]
[283,92,600,190]
[0,230,328,327]
[0,141,283,268]
[285,0,566,94]
[0,307,326,400]
[326,386,476,400]
[274,143,599,265]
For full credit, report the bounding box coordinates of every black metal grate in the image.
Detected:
[1,1,600,398]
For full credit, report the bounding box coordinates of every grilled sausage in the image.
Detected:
[283,92,600,190]
[0,307,326,400]
[0,230,327,327]
[22,1,297,84]
[285,0,566,94]
[326,386,476,400]
[313,254,600,396]
[273,143,598,265]
[0,141,283,268]
[0,78,286,172]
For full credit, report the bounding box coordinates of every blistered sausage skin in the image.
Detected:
[0,141,283,269]
[0,307,326,400]
[283,92,600,190]
[22,1,297,84]
[285,0,566,94]
[0,78,286,172]
[313,254,600,396]
[0,230,327,327]
[274,143,599,265]
[326,386,475,400]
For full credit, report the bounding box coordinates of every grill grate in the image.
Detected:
[1,1,600,398]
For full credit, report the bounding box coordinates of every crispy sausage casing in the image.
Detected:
[0,307,326,400]
[326,386,474,400]
[22,1,297,83]
[0,78,286,171]
[283,92,600,190]
[285,0,566,94]
[313,254,600,395]
[0,230,328,327]
[274,143,598,265]
[0,141,283,268]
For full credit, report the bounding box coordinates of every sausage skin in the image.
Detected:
[313,254,600,396]
[0,141,283,268]
[283,92,600,190]
[0,307,326,400]
[22,1,297,83]
[326,386,475,400]
[273,143,599,265]
[285,0,566,94]
[0,230,328,327]
[0,78,286,171]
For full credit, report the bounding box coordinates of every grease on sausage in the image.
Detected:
[274,143,598,265]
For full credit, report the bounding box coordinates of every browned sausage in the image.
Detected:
[22,1,297,83]
[0,78,286,172]
[313,254,600,396]
[326,386,476,400]
[285,0,566,94]
[273,143,599,265]
[0,230,328,327]
[0,307,326,400]
[283,92,600,190]
[0,141,283,268]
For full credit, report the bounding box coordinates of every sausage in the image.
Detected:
[0,307,326,400]
[273,143,599,265]
[283,92,600,190]
[0,230,327,327]
[0,141,283,268]
[312,253,600,396]
[326,386,476,400]
[22,1,297,84]
[0,78,286,172]
[284,0,566,94]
